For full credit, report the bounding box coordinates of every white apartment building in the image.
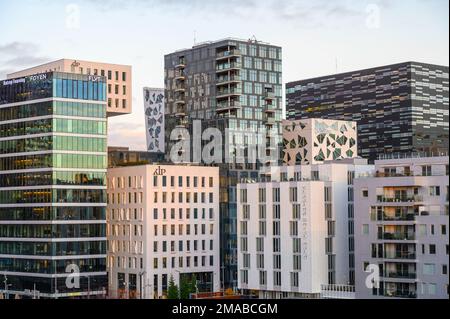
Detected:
[355,155,449,299]
[107,164,220,299]
[238,159,374,299]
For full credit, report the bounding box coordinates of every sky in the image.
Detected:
[0,0,448,150]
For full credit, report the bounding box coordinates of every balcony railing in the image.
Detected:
[384,251,416,260]
[384,271,417,279]
[216,49,241,59]
[263,91,275,100]
[216,88,242,98]
[382,213,416,221]
[216,62,242,72]
[216,75,241,84]
[383,290,417,298]
[216,102,241,113]
[380,232,415,241]
[377,195,423,203]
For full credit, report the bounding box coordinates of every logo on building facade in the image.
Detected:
[153,166,167,176]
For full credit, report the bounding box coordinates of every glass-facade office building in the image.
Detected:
[0,72,108,298]
[164,38,283,288]
[286,62,449,162]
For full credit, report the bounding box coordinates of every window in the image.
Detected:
[122,72,127,81]
[429,244,436,254]
[422,165,432,176]
[362,224,369,235]
[362,189,369,197]
[429,186,440,196]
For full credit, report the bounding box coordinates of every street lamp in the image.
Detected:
[3,275,12,300]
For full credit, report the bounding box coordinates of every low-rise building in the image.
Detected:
[354,155,449,299]
[107,163,221,299]
[237,159,374,299]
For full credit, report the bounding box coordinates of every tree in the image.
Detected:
[189,276,198,295]
[167,275,179,299]
[179,276,191,299]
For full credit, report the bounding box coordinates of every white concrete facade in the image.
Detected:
[354,156,449,299]
[106,164,220,299]
[282,119,357,165]
[237,159,374,299]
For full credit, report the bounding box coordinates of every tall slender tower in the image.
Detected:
[164,38,283,288]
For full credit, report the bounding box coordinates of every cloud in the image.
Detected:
[0,41,51,78]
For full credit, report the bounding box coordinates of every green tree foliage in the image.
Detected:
[167,275,179,299]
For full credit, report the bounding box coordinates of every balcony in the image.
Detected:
[216,62,242,73]
[174,71,186,81]
[263,91,275,100]
[384,271,417,279]
[174,99,186,105]
[377,195,423,204]
[216,88,242,99]
[216,75,241,85]
[216,101,241,114]
[175,106,186,117]
[383,290,417,299]
[264,116,276,126]
[380,232,415,241]
[216,49,241,61]
[174,84,185,93]
[382,213,416,221]
[384,251,417,260]
[175,61,186,69]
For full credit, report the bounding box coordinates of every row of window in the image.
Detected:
[240,270,297,288]
[0,206,105,221]
[152,223,215,237]
[152,255,214,270]
[0,118,106,138]
[53,78,106,102]
[0,257,106,274]
[0,101,106,122]
[0,241,106,256]
[72,67,126,82]
[0,153,107,170]
[0,171,106,187]
[0,224,105,238]
[0,189,105,204]
[152,175,214,188]
[0,135,106,155]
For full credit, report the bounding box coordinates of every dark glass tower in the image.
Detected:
[164,38,283,288]
[0,72,108,298]
[286,62,449,162]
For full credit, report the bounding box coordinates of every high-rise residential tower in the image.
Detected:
[286,62,449,162]
[164,38,283,288]
[0,72,108,298]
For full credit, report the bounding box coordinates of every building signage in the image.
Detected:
[153,166,167,176]
[2,73,47,86]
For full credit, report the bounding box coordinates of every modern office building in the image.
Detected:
[8,59,132,117]
[107,163,220,299]
[237,159,374,299]
[354,155,449,299]
[282,118,358,165]
[286,62,449,162]
[165,38,283,288]
[0,72,108,298]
